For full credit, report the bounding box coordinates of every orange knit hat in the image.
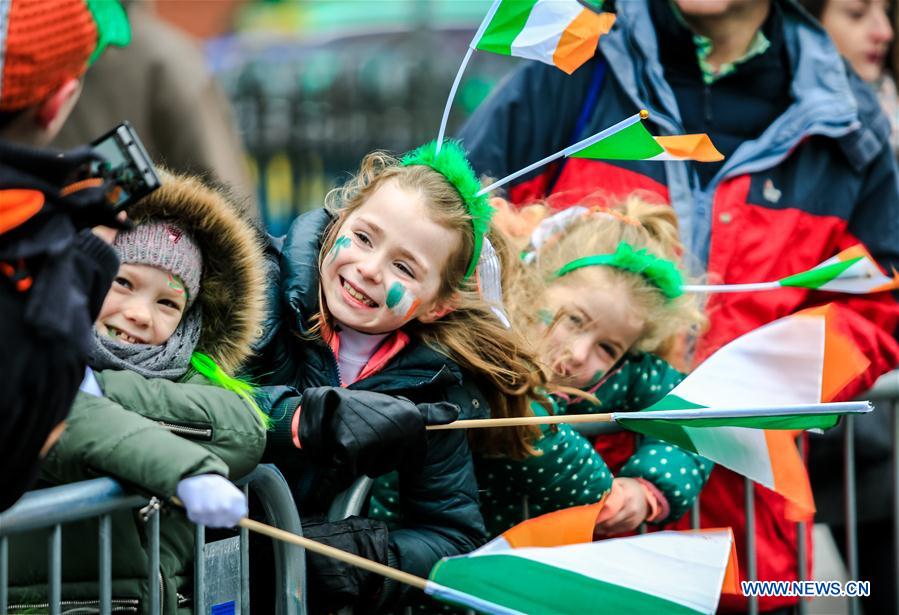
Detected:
[0,0,130,111]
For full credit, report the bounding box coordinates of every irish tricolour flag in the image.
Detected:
[424,501,738,614]
[570,119,724,162]
[475,0,615,74]
[683,244,899,294]
[612,305,871,520]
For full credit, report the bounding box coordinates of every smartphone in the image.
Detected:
[90,121,161,211]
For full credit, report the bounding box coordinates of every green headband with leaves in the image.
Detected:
[401,140,494,280]
[555,241,684,300]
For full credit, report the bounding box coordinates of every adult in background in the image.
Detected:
[801,0,899,155]
[800,2,898,612]
[51,0,259,217]
[0,0,131,510]
[460,0,899,612]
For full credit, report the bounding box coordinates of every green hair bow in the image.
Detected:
[556,241,684,300]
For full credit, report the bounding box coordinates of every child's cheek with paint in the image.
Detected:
[386,281,421,320]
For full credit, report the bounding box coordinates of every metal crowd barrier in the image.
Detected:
[0,464,305,615]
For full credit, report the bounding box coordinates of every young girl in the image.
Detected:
[8,171,269,614]
[478,193,711,537]
[251,140,545,612]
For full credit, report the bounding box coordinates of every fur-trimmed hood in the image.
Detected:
[126,170,266,373]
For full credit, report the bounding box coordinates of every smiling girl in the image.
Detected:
[251,141,544,612]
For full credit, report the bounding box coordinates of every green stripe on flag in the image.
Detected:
[570,121,665,160]
[617,418,698,453]
[476,0,538,56]
[779,257,861,289]
[430,553,701,614]
[619,413,842,432]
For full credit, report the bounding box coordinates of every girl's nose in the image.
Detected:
[872,10,894,43]
[123,301,151,326]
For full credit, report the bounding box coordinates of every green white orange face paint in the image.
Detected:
[167,274,186,297]
[386,281,420,319]
[329,235,352,263]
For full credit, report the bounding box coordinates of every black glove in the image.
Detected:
[302,515,390,613]
[298,387,459,479]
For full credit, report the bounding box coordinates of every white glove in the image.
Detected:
[175,474,247,528]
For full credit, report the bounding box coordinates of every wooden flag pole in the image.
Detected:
[238,518,429,590]
[426,412,614,431]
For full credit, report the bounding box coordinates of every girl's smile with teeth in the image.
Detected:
[104,324,146,345]
[341,277,378,308]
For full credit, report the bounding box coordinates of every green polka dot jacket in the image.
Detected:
[370,353,713,539]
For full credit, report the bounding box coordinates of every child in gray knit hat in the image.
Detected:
[8,173,270,614]
[91,220,204,376]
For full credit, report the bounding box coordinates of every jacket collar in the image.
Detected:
[603,0,865,172]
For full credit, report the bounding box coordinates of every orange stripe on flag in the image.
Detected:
[869,271,899,293]
[502,499,605,548]
[655,134,724,162]
[0,189,44,234]
[552,11,615,75]
[764,430,815,522]
[835,244,870,262]
[797,304,870,401]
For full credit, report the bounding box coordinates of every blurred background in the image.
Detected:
[53,0,521,235]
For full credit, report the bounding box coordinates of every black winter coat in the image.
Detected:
[250,209,487,609]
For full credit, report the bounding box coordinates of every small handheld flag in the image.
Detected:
[476,112,724,196]
[436,0,614,150]
[682,244,899,295]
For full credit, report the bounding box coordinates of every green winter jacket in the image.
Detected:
[6,171,269,615]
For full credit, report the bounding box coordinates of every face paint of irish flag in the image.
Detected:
[386,281,420,319]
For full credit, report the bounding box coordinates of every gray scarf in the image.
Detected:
[88,309,203,380]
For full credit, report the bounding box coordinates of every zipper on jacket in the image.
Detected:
[157,420,213,440]
[8,598,139,613]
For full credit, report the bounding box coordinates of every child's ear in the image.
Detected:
[417,293,459,324]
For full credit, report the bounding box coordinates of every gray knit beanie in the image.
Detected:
[112,221,203,308]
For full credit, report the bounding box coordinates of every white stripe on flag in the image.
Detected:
[612,401,870,422]
[510,0,582,65]
[818,257,888,292]
[670,315,825,407]
[490,531,732,613]
[685,425,775,490]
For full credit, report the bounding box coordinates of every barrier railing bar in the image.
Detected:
[844,415,859,615]
[194,523,206,614]
[690,499,700,530]
[893,400,899,612]
[147,505,160,615]
[745,478,758,615]
[99,514,112,615]
[49,524,61,615]
[241,484,250,615]
[0,479,146,535]
[1,536,8,615]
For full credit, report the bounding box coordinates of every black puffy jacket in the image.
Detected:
[250,208,488,609]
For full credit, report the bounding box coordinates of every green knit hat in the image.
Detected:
[401,140,494,280]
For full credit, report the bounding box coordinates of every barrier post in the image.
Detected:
[844,415,859,615]
[796,434,808,615]
[745,478,758,615]
[194,524,206,614]
[99,514,112,615]
[48,524,61,615]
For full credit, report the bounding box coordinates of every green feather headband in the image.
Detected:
[555,241,684,300]
[401,140,494,280]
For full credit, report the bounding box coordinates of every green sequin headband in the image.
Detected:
[555,241,684,300]
[401,140,494,280]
